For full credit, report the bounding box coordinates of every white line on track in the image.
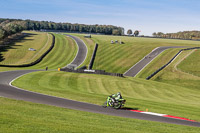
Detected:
[64,35,80,68]
[130,110,196,121]
[141,112,167,117]
[64,35,88,68]
[123,47,161,76]
[134,50,166,77]
[8,70,97,106]
[75,36,88,68]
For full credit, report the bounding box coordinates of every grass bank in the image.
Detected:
[0,31,52,65]
[13,71,200,121]
[1,97,200,133]
[0,33,78,71]
[30,33,78,69]
[90,35,200,73]
[178,49,200,77]
[147,49,200,90]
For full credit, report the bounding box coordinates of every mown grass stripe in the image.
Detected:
[24,33,77,70]
[91,35,200,74]
[12,71,200,122]
[0,31,50,65]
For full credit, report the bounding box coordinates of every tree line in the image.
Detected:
[152,31,200,40]
[0,20,23,40]
[0,18,124,40]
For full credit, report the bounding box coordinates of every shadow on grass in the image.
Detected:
[0,33,36,62]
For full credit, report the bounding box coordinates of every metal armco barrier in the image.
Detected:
[88,43,98,69]
[0,33,55,67]
[61,67,124,78]
[146,47,200,80]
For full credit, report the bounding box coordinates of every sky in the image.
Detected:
[0,0,200,35]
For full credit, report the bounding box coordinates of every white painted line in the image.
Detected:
[64,35,80,68]
[134,50,167,77]
[130,110,196,122]
[64,35,88,68]
[141,112,167,116]
[124,46,186,77]
[8,70,98,106]
[123,56,146,76]
[75,36,88,68]
[151,47,159,52]
[9,71,38,87]
[123,47,162,76]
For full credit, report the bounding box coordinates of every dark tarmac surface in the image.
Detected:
[124,46,186,77]
[0,70,200,127]
[0,36,199,127]
[63,34,87,69]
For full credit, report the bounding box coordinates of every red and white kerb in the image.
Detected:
[130,110,196,122]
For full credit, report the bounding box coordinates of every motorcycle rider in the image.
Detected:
[107,92,122,106]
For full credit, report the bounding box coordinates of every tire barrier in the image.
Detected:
[0,33,55,67]
[61,67,124,78]
[146,47,200,80]
[88,43,98,69]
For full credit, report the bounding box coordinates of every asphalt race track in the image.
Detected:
[0,70,200,127]
[63,34,87,69]
[124,46,186,77]
[0,35,199,127]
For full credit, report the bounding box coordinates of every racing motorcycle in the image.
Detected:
[103,97,126,109]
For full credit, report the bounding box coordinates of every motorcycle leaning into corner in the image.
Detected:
[103,92,126,109]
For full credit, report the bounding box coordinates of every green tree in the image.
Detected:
[127,29,132,35]
[134,30,139,36]
[0,18,125,35]
[112,29,121,35]
[152,32,157,37]
[157,32,164,37]
[0,28,5,39]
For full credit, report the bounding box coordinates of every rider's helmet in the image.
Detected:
[117,92,121,95]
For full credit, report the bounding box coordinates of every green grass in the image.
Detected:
[2,33,200,132]
[1,97,200,133]
[12,71,200,122]
[0,33,78,71]
[147,49,200,90]
[0,31,52,65]
[29,33,78,69]
[90,35,200,73]
[178,49,200,77]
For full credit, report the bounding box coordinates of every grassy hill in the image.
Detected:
[178,49,200,77]
[1,33,200,132]
[89,35,200,73]
[12,71,200,122]
[30,33,78,69]
[0,31,52,65]
[139,48,200,90]
[0,32,78,71]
